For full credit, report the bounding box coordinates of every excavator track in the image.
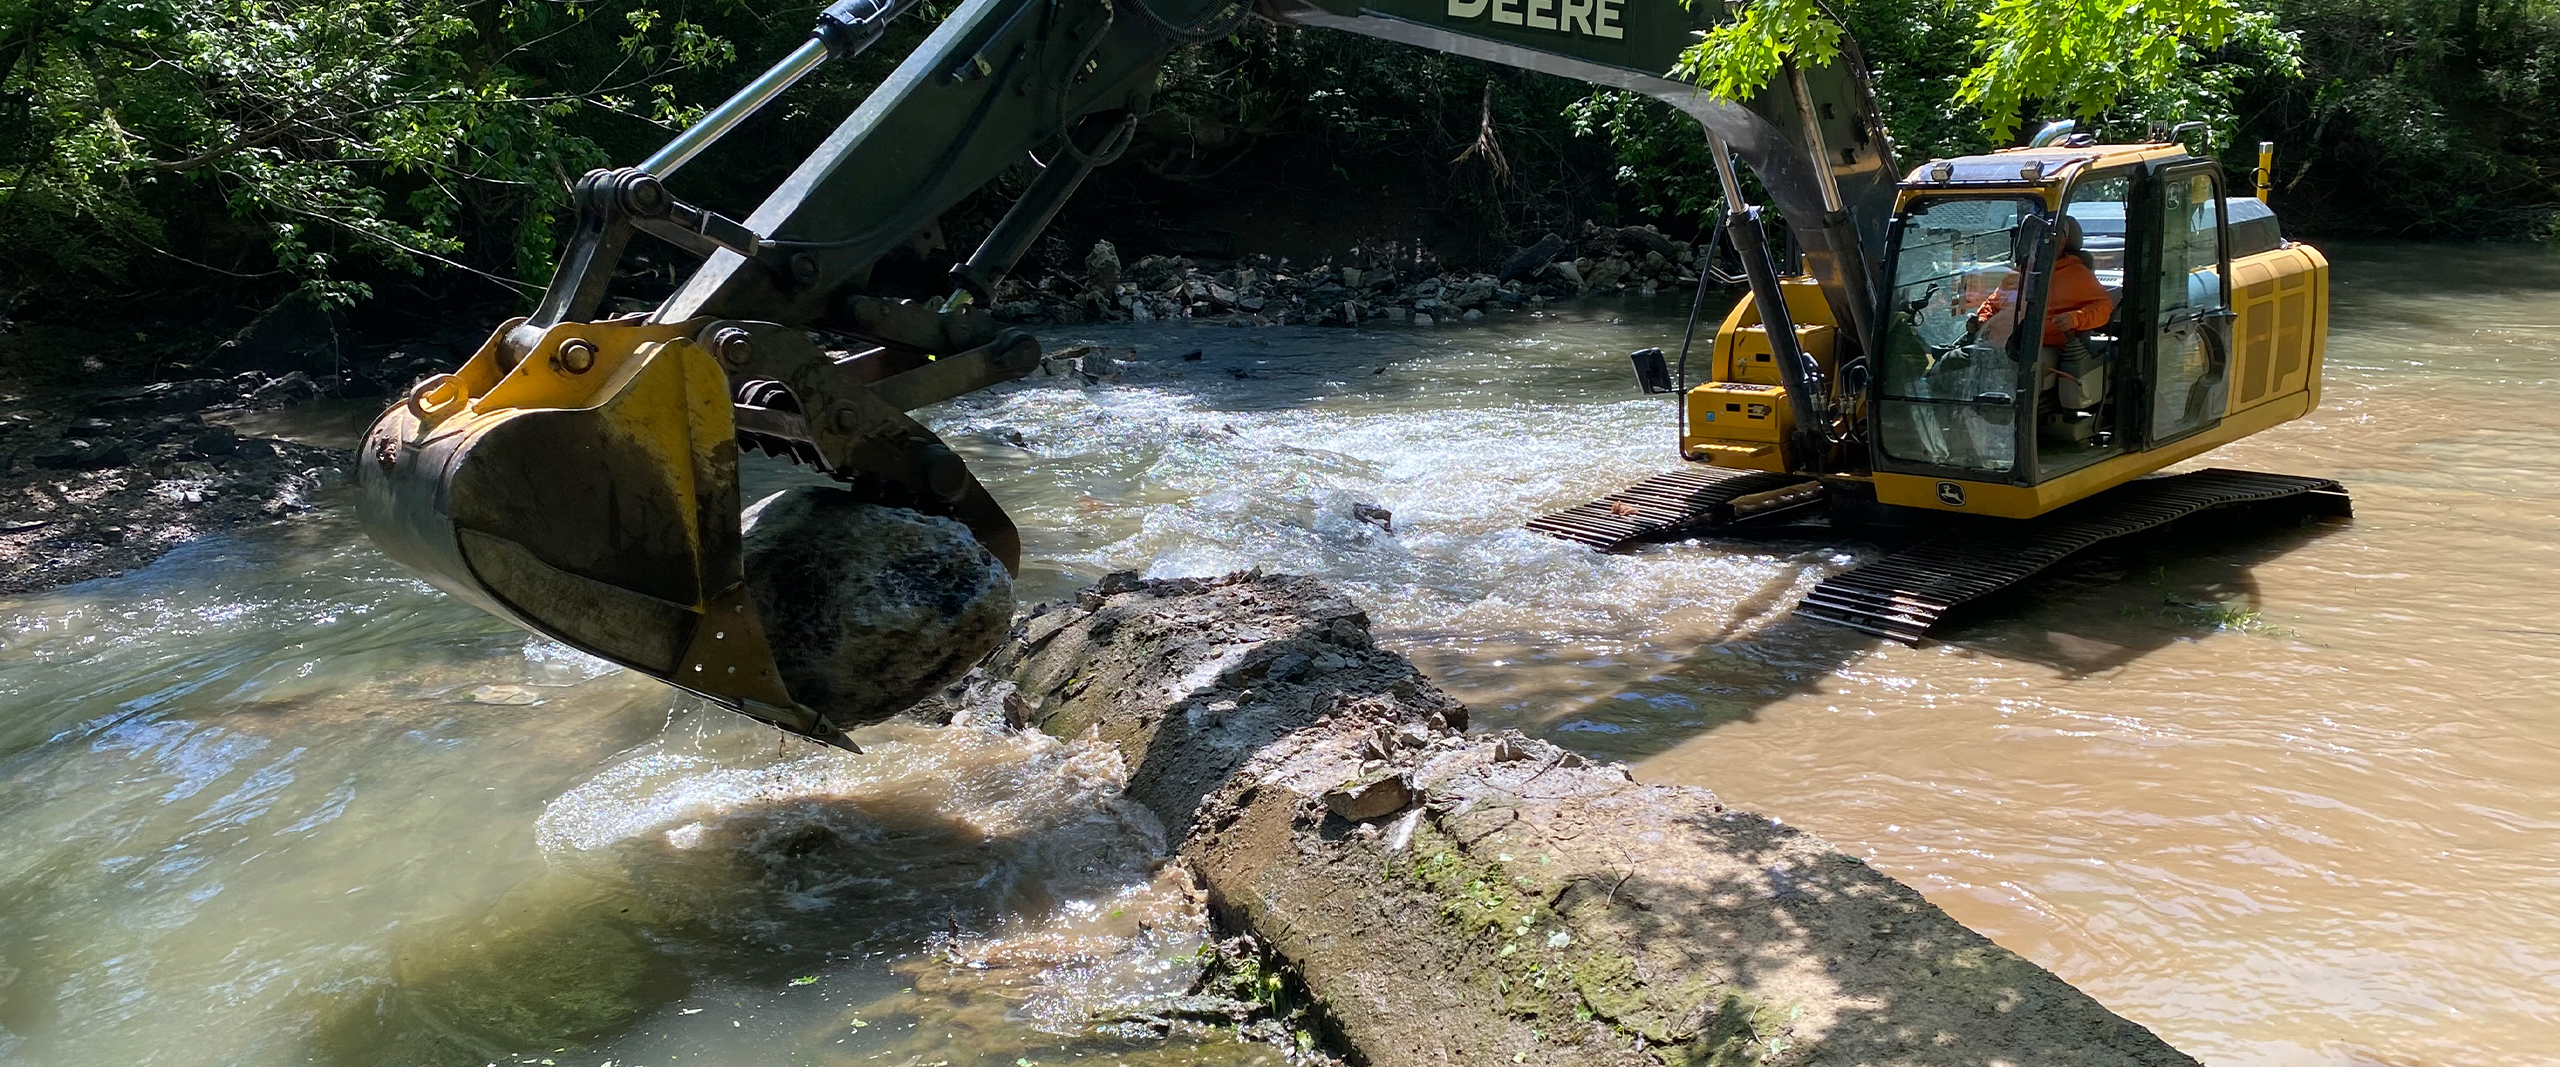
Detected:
[1795,468,2350,642]
[1528,467,1823,549]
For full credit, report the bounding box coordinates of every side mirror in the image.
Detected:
[1629,347,1676,394]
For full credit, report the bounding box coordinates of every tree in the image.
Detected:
[0,0,749,305]
[1676,0,2300,142]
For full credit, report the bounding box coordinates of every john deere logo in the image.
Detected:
[1935,481,1966,506]
[1447,0,1627,39]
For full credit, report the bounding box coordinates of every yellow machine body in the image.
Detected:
[1871,241,2329,516]
[1680,277,1834,471]
[1682,142,2331,520]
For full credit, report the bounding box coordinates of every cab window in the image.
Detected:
[1874,197,2044,476]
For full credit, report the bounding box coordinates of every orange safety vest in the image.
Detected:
[1976,254,2114,347]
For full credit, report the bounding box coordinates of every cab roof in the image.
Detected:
[1899,144,2193,188]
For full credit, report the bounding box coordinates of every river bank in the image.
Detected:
[0,374,350,593]
[988,223,1702,328]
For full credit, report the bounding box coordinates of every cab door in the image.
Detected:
[2141,161,2234,444]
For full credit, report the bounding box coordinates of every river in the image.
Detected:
[0,242,2552,1066]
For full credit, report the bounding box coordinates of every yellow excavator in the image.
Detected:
[358,0,2345,743]
[1528,127,2344,639]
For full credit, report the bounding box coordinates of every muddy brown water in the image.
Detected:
[0,242,2551,1065]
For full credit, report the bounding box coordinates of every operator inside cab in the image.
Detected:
[1972,215,2112,357]
[1971,214,2114,437]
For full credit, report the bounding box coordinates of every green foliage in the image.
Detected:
[1675,0,2301,143]
[1672,0,1843,103]
[1564,90,1725,221]
[0,0,767,305]
[1955,0,2299,140]
[1575,0,1996,225]
[1638,0,2552,239]
[2245,0,2560,235]
[2,0,2553,328]
[1835,0,1991,161]
[1136,23,1615,237]
[1151,23,1518,169]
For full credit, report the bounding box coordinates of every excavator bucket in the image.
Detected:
[357,316,845,745]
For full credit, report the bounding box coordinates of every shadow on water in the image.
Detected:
[2321,239,2560,300]
[1470,509,2347,767]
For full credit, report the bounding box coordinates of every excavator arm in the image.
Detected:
[357,0,1897,743]
[1269,0,1895,332]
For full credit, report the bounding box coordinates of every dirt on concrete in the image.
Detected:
[986,570,2203,1067]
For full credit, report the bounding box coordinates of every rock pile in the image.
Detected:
[989,221,1709,327]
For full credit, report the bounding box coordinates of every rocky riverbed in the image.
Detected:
[988,220,1706,327]
[0,373,351,593]
[0,297,513,593]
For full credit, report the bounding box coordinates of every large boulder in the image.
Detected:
[741,487,1013,728]
[1616,223,1681,260]
[1498,232,1570,282]
[1084,239,1122,296]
